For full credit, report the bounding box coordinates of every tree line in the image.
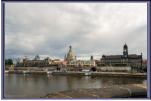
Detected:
[5,59,13,65]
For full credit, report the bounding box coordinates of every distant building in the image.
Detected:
[100,44,143,67]
[15,55,54,67]
[67,60,96,67]
[142,59,147,72]
[95,60,102,66]
[52,59,67,66]
[64,46,96,67]
[64,45,76,62]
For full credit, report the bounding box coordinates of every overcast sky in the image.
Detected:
[5,3,147,60]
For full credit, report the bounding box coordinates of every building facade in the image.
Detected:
[64,46,96,67]
[100,44,143,67]
[67,60,96,67]
[15,55,54,67]
[64,45,76,62]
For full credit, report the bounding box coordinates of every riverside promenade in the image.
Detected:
[52,72,147,77]
[5,70,147,78]
[42,84,147,98]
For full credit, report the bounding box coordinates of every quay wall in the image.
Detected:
[42,84,147,98]
[12,66,132,72]
[13,67,56,71]
[52,72,147,78]
[6,70,147,78]
[7,71,48,74]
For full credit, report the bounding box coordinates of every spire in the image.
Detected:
[90,56,93,61]
[64,54,66,61]
[123,43,128,58]
[141,52,143,58]
[124,43,128,49]
[69,45,72,49]
[69,45,72,52]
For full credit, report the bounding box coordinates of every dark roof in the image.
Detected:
[102,54,142,59]
[128,54,141,59]
[102,55,122,59]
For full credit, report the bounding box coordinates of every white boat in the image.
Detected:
[23,71,28,74]
[85,72,91,76]
[5,71,9,73]
[46,71,52,74]
[82,69,90,72]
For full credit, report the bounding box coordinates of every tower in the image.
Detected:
[64,54,67,61]
[35,54,40,60]
[90,56,93,61]
[66,45,76,62]
[123,43,128,58]
[141,52,143,67]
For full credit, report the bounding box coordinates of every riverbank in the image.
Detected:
[42,84,147,98]
[5,70,147,78]
[52,72,147,77]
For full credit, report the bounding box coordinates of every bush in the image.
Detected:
[5,59,13,65]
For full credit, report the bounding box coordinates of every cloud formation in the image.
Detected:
[5,3,147,60]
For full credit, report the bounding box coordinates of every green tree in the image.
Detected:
[5,59,13,65]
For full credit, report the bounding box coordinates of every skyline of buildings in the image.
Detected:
[14,43,146,61]
[15,44,145,68]
[8,43,147,63]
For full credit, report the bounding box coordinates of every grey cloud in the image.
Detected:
[5,3,147,60]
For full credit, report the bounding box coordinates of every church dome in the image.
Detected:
[66,45,76,61]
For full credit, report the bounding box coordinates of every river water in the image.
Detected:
[4,74,147,98]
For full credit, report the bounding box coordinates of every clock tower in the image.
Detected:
[123,43,128,58]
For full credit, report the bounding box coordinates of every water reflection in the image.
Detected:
[4,74,146,98]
